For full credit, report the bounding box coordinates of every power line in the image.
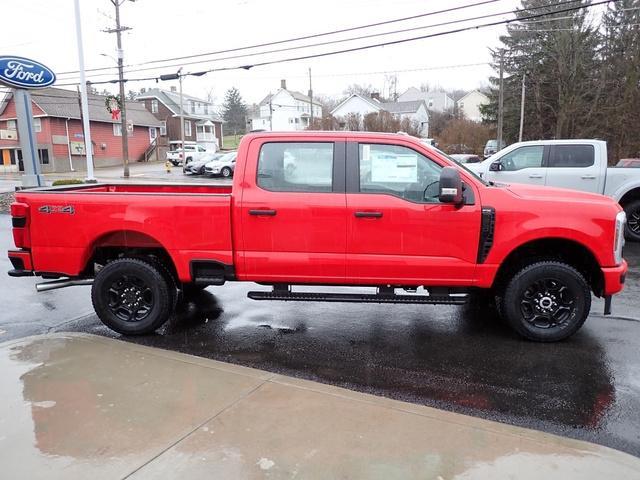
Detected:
[57,0,591,83]
[56,0,504,77]
[53,0,620,87]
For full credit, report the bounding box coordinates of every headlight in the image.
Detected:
[614,211,626,265]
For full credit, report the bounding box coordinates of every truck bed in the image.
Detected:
[13,183,234,281]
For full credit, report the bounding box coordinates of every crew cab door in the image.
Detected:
[239,139,347,283]
[484,145,546,186]
[345,142,481,285]
[544,144,602,193]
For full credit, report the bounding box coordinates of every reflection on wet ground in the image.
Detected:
[63,261,640,458]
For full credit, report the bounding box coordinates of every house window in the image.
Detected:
[149,127,157,142]
[160,120,167,136]
[37,148,49,165]
[184,120,192,137]
[113,123,122,136]
[33,118,42,132]
[7,120,16,130]
[428,100,434,108]
[204,105,208,115]
[151,99,158,114]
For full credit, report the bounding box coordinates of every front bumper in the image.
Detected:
[602,259,627,296]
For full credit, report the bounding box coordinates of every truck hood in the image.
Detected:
[506,182,614,205]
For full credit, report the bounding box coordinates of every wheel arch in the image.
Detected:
[492,237,604,297]
[81,230,179,281]
[618,186,640,207]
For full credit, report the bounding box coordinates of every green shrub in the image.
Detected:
[52,179,86,186]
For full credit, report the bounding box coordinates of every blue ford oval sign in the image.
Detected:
[0,56,56,89]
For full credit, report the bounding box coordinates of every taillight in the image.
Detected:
[10,202,30,248]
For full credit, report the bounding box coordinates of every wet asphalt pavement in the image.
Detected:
[1,213,639,458]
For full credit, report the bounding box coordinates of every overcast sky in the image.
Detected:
[3,0,549,106]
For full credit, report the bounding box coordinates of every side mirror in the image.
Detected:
[439,167,463,205]
[489,161,503,172]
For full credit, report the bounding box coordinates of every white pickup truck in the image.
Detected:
[467,139,640,241]
[166,144,215,166]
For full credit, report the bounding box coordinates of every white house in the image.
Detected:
[251,80,322,131]
[397,87,454,113]
[457,90,490,122]
[330,93,429,137]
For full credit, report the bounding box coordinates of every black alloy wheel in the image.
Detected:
[502,261,590,342]
[92,258,173,335]
[624,200,640,242]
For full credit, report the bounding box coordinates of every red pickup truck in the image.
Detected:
[8,132,628,342]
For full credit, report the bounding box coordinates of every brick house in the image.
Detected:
[0,87,162,173]
[136,87,223,152]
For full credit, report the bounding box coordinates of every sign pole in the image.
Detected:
[73,0,96,181]
[14,89,43,187]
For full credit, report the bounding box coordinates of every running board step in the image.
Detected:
[247,290,468,305]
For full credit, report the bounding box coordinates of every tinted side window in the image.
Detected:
[549,145,594,167]
[359,144,443,203]
[257,142,333,192]
[500,146,544,171]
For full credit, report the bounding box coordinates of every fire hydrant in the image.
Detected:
[165,160,172,174]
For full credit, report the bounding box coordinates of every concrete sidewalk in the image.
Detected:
[1,333,638,479]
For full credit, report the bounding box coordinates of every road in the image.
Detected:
[1,186,639,457]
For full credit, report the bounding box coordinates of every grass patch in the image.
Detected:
[52,179,85,186]
[222,135,243,150]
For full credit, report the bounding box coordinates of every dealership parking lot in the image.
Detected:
[1,163,639,458]
[1,205,639,457]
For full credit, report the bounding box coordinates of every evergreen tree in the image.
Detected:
[600,0,640,160]
[222,87,248,135]
[481,1,600,143]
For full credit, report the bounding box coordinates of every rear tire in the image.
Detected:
[502,261,590,342]
[623,199,640,242]
[92,258,174,335]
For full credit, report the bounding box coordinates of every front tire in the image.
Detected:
[502,261,591,342]
[91,258,174,335]
[221,167,232,178]
[623,199,640,242]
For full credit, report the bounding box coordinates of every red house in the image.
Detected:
[0,87,162,173]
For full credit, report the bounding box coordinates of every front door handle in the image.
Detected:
[581,175,596,180]
[354,211,383,218]
[529,174,543,179]
[249,209,277,216]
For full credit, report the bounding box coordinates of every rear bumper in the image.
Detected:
[8,249,34,277]
[602,259,627,296]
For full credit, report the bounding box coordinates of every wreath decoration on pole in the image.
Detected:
[105,94,122,121]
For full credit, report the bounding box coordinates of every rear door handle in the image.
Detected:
[354,211,383,218]
[249,209,277,216]
[528,174,543,179]
[581,175,596,180]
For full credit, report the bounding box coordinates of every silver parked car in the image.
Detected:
[204,151,237,177]
[183,153,223,175]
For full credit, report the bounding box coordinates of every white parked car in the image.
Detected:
[204,151,237,177]
[167,143,217,166]
[466,139,640,241]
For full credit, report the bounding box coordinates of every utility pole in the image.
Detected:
[518,71,526,142]
[179,68,185,158]
[308,67,313,129]
[105,0,133,178]
[497,50,504,149]
[73,0,95,181]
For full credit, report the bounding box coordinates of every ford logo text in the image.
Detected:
[0,56,56,89]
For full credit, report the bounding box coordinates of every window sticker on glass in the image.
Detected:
[371,153,418,183]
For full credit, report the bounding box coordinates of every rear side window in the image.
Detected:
[549,145,594,167]
[257,142,334,192]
